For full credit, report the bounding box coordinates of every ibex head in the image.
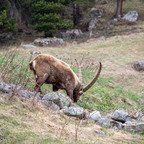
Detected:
[73,60,102,102]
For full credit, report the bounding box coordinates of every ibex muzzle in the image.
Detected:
[29,54,102,102]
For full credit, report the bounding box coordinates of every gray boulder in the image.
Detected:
[21,44,36,49]
[133,60,144,71]
[97,118,123,129]
[111,110,131,123]
[124,122,144,134]
[18,90,41,101]
[42,92,70,108]
[34,38,64,47]
[0,81,21,94]
[59,29,83,39]
[122,11,138,22]
[110,120,123,129]
[63,106,85,119]
[40,100,60,111]
[97,118,113,128]
[89,111,101,122]
[98,36,105,41]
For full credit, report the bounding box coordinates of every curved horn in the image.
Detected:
[83,62,102,92]
[75,59,82,83]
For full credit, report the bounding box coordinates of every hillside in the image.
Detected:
[0,93,143,144]
[0,31,144,143]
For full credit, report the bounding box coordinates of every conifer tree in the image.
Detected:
[31,0,73,37]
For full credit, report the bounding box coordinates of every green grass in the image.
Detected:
[77,70,144,112]
[0,53,143,113]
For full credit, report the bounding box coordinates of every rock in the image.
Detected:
[63,106,85,119]
[42,92,70,108]
[98,36,105,40]
[59,29,83,39]
[0,32,12,39]
[30,51,41,55]
[21,44,36,49]
[122,11,138,22]
[18,90,41,101]
[0,81,21,94]
[97,118,113,128]
[111,110,131,123]
[132,111,144,120]
[89,111,101,122]
[88,18,98,31]
[94,130,105,135]
[110,120,123,129]
[90,8,104,18]
[40,100,60,111]
[133,60,144,71]
[34,38,64,47]
[0,81,62,111]
[97,117,123,129]
[124,122,144,134]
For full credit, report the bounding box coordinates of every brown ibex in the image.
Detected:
[29,54,102,102]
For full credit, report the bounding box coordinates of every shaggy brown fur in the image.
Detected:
[29,54,102,102]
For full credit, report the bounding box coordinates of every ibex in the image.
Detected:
[29,54,102,102]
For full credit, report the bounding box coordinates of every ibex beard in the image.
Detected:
[29,54,102,102]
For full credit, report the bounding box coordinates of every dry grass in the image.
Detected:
[0,94,143,144]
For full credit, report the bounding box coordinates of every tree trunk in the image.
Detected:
[72,2,80,28]
[115,0,123,20]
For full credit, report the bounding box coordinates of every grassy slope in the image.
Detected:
[1,32,144,112]
[1,13,144,143]
[0,32,144,143]
[0,93,143,144]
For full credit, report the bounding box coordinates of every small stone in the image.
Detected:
[132,111,144,120]
[21,44,36,49]
[133,60,144,71]
[42,92,70,108]
[40,100,60,111]
[89,111,101,122]
[122,11,138,22]
[97,117,123,129]
[59,29,83,39]
[30,51,41,55]
[34,38,64,47]
[98,36,105,41]
[124,122,144,134]
[63,106,85,119]
[94,130,105,135]
[110,120,123,129]
[111,110,131,123]
[97,118,113,128]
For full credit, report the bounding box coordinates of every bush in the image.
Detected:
[0,7,17,33]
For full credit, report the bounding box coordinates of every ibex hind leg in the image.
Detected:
[34,73,48,96]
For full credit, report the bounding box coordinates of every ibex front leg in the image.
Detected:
[66,89,74,102]
[32,73,48,102]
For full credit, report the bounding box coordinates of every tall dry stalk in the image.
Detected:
[75,118,81,142]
